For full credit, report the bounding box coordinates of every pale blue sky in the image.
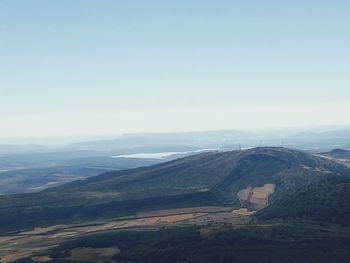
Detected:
[1,0,349,137]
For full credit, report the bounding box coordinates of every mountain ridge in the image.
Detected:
[0,147,350,233]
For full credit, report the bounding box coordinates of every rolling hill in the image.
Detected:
[321,148,350,159]
[0,147,350,233]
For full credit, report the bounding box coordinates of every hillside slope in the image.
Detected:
[0,147,349,233]
[257,176,350,225]
[321,148,350,160]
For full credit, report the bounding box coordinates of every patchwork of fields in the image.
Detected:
[0,206,251,262]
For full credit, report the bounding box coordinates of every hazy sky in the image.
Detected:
[1,0,349,138]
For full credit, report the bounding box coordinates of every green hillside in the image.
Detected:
[0,147,349,233]
[258,177,350,225]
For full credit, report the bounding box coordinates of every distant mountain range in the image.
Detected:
[64,128,350,152]
[1,127,350,156]
[1,147,350,233]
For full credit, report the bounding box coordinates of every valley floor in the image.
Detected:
[2,206,350,263]
[0,206,251,262]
